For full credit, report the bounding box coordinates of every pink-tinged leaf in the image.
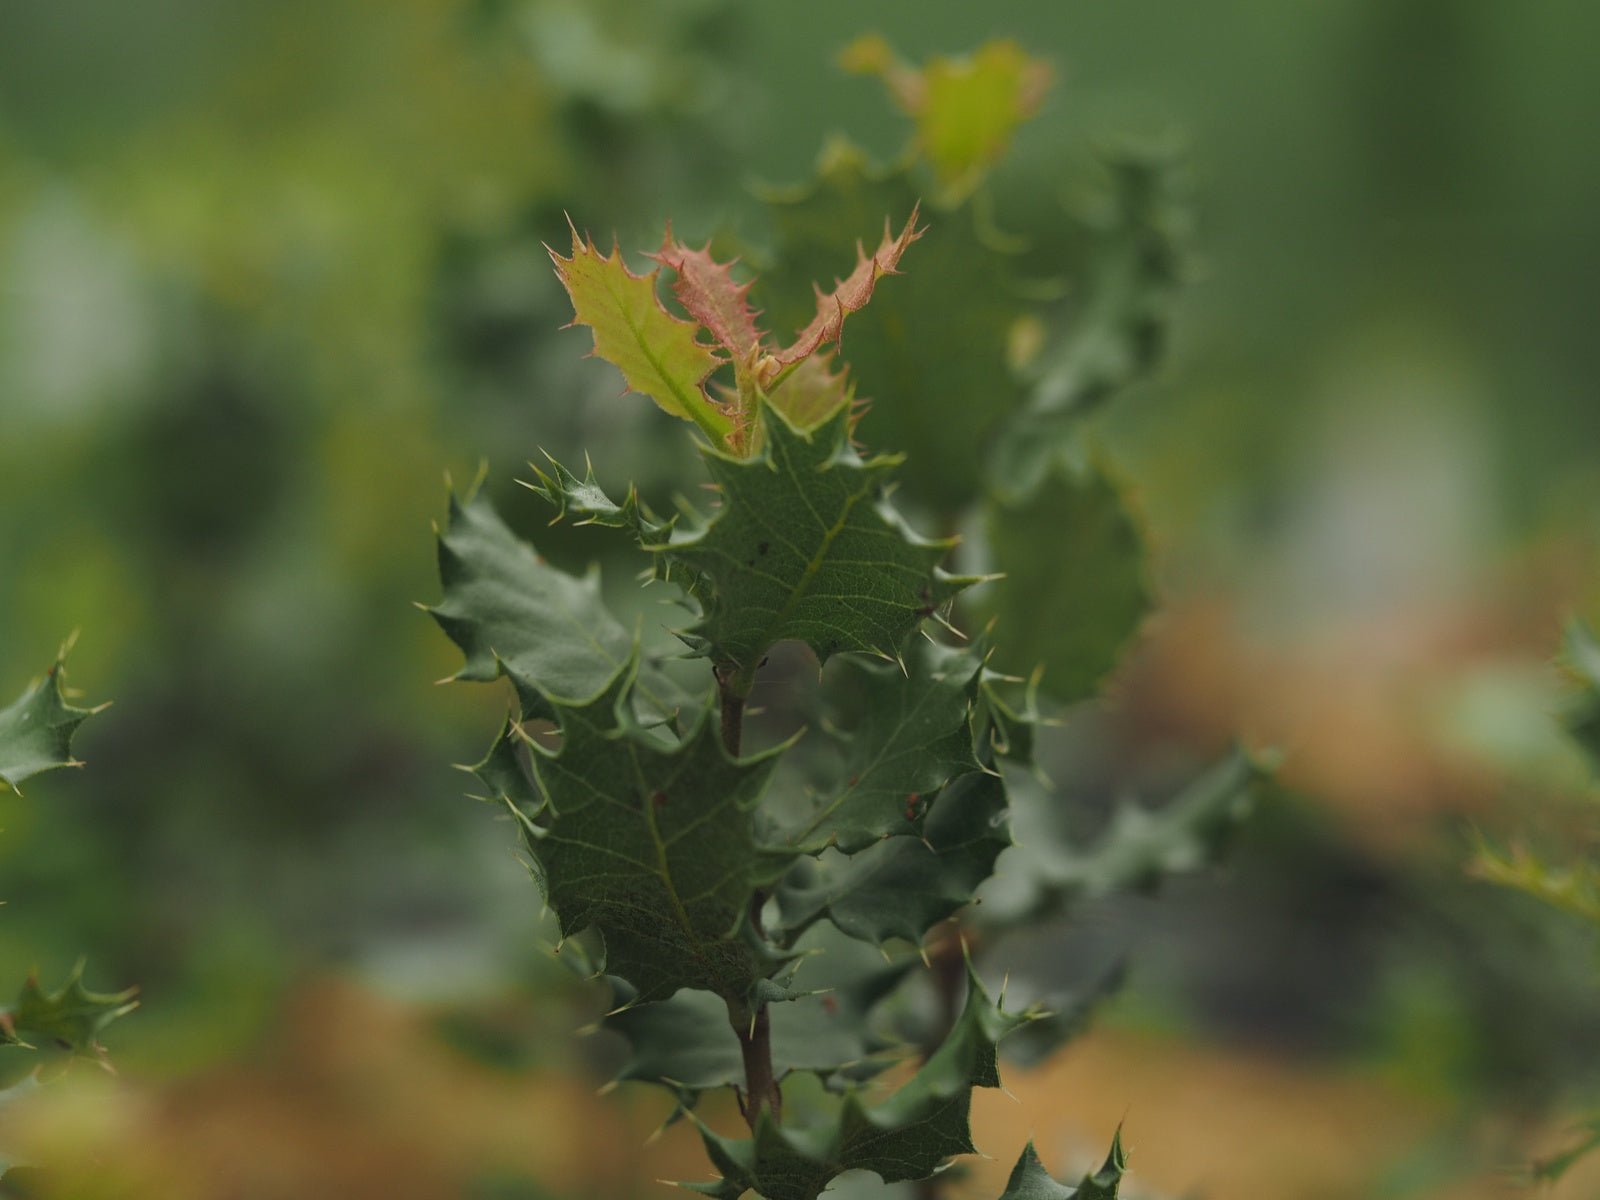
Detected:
[774,206,922,366]
[765,350,856,432]
[549,222,732,444]
[651,235,764,362]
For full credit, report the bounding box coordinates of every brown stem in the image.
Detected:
[717,673,780,1128]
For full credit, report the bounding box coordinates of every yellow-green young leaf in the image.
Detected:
[549,224,733,445]
[765,351,855,433]
[841,35,1051,196]
[0,656,102,793]
[978,463,1149,705]
[1471,842,1600,929]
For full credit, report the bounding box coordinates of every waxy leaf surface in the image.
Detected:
[666,401,970,688]
[480,667,788,1002]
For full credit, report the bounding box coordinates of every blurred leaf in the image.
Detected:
[759,147,1031,514]
[0,962,137,1058]
[976,462,1149,705]
[0,656,102,793]
[1563,619,1600,773]
[840,36,1051,198]
[1470,841,1600,929]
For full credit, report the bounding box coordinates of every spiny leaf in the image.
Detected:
[663,399,974,691]
[606,930,916,1101]
[759,148,1031,514]
[777,768,1009,947]
[429,488,690,723]
[549,223,733,445]
[1470,841,1600,929]
[479,661,791,1003]
[998,1131,1126,1199]
[0,656,102,793]
[682,966,1032,1200]
[786,637,984,854]
[773,206,922,367]
[1563,619,1600,774]
[990,152,1188,495]
[764,351,856,433]
[0,962,137,1058]
[841,35,1052,197]
[975,461,1149,706]
[651,234,764,363]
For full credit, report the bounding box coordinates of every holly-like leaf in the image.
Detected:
[1563,619,1600,774]
[990,153,1187,495]
[998,1132,1126,1200]
[429,488,690,724]
[606,931,916,1101]
[784,637,984,854]
[975,462,1149,706]
[549,223,733,445]
[480,661,790,1003]
[841,36,1052,197]
[991,748,1262,924]
[773,207,921,367]
[777,767,1009,946]
[0,657,102,793]
[682,966,1032,1200]
[652,235,765,364]
[759,148,1032,514]
[765,351,856,433]
[0,962,137,1057]
[664,400,974,692]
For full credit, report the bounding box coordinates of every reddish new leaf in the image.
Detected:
[774,207,922,366]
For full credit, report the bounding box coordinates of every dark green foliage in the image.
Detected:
[0,658,101,793]
[998,1133,1126,1199]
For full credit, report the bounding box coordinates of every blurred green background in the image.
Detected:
[3,1,1599,1196]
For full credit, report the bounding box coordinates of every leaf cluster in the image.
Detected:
[433,38,1263,1199]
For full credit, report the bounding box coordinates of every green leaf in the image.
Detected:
[682,966,1032,1200]
[759,148,1031,515]
[998,1132,1126,1200]
[840,36,1052,198]
[784,638,984,854]
[994,748,1262,924]
[1563,619,1600,773]
[429,488,689,724]
[764,351,856,434]
[990,152,1188,494]
[976,462,1149,706]
[0,962,137,1057]
[606,931,916,1100]
[664,400,973,691]
[1470,841,1600,929]
[778,769,1008,946]
[0,657,102,793]
[549,223,733,446]
[478,661,790,1003]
